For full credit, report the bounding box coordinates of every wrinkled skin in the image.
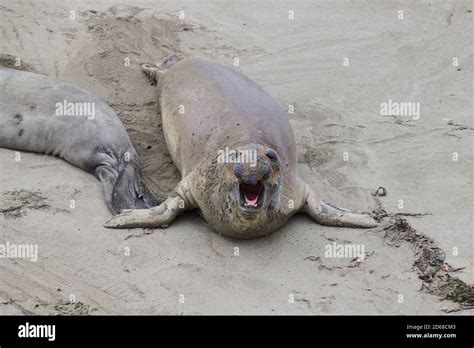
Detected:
[188,144,306,238]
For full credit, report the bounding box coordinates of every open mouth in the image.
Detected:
[239,181,265,210]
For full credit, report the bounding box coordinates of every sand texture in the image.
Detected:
[0,0,472,314]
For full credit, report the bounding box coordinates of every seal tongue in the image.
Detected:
[242,182,262,207]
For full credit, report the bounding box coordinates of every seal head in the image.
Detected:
[195,143,291,238]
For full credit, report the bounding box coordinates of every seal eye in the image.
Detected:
[230,150,241,163]
[266,149,280,164]
[225,149,239,164]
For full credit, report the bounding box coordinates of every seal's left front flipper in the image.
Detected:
[302,185,380,228]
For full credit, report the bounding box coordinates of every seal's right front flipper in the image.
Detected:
[103,194,185,229]
[302,185,380,228]
[104,177,195,229]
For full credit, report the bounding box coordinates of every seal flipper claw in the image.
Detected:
[302,185,380,228]
[319,201,349,217]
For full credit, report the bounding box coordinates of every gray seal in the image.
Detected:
[0,67,158,214]
[105,57,379,238]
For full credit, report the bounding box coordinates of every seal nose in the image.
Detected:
[242,174,259,185]
[234,160,272,184]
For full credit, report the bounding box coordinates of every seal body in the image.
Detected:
[158,60,297,175]
[104,58,380,237]
[0,67,158,214]
[157,59,306,238]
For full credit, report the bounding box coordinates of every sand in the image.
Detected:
[0,0,472,314]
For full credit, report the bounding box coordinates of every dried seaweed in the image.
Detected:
[383,217,473,311]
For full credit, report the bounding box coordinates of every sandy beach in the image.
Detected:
[0,0,472,314]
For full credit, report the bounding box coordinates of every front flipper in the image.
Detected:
[302,185,380,228]
[103,194,184,229]
[103,177,195,229]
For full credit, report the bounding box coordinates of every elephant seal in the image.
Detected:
[105,57,379,238]
[0,66,158,214]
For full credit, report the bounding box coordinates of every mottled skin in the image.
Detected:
[105,58,379,239]
[0,67,158,214]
